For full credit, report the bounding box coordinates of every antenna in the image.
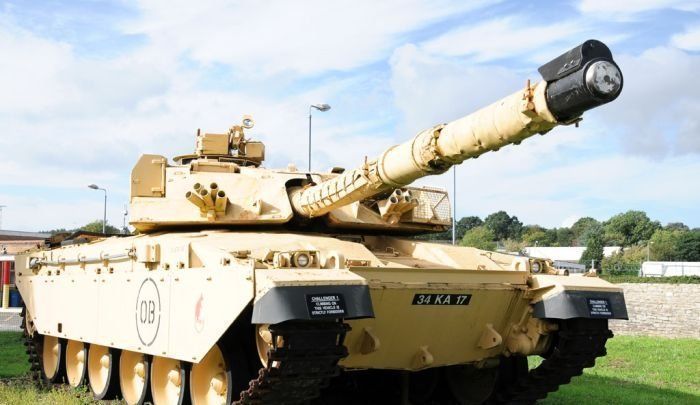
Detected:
[0,205,5,230]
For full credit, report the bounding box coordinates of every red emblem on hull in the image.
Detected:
[194,293,205,332]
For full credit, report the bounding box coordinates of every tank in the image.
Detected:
[15,39,627,405]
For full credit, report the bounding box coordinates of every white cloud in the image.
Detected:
[125,0,495,76]
[594,46,700,156]
[0,193,128,233]
[671,25,700,51]
[0,19,75,112]
[577,0,700,21]
[0,8,403,231]
[420,16,587,63]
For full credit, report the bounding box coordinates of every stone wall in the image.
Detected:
[609,283,700,338]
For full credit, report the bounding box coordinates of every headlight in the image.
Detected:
[293,252,311,268]
[531,261,541,273]
[269,250,318,268]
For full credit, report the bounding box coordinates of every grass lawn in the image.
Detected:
[0,333,29,378]
[534,336,700,404]
[0,332,698,404]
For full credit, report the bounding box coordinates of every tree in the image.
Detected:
[579,222,603,248]
[555,227,574,247]
[40,227,73,235]
[81,220,121,235]
[521,225,555,246]
[601,245,646,273]
[484,211,523,241]
[502,239,525,253]
[415,216,483,242]
[676,230,700,261]
[455,216,483,241]
[603,210,661,247]
[649,229,684,261]
[665,222,689,231]
[580,225,604,269]
[571,217,599,245]
[461,226,496,250]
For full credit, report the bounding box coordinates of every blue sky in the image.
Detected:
[1,0,700,231]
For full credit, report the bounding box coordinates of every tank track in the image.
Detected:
[235,320,349,405]
[489,318,613,404]
[19,305,44,385]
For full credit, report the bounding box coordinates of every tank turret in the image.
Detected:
[129,40,621,233]
[290,40,622,218]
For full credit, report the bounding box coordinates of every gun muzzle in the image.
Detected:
[538,39,623,122]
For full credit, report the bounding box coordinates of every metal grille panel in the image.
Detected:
[405,187,451,225]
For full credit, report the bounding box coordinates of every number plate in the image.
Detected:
[587,298,613,317]
[412,293,471,306]
[306,294,347,318]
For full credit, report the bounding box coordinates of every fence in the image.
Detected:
[641,261,700,277]
[602,262,640,276]
[0,307,22,332]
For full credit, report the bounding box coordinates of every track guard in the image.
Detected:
[252,284,374,324]
[532,289,628,320]
[529,274,628,320]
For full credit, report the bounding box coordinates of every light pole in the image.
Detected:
[452,167,456,245]
[88,184,107,234]
[647,241,654,262]
[308,103,331,172]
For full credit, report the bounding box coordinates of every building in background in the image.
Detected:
[0,230,50,255]
[1,230,50,309]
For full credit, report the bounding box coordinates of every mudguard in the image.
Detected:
[252,268,374,324]
[529,274,628,320]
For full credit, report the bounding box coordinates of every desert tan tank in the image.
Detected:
[16,39,627,405]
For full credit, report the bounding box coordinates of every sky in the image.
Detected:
[1,0,700,232]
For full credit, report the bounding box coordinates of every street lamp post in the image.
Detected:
[308,103,331,172]
[88,184,107,234]
[452,167,456,245]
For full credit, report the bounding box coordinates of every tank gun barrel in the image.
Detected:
[291,40,623,218]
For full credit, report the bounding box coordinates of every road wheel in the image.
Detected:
[41,335,65,384]
[120,350,151,405]
[87,344,120,399]
[151,356,190,405]
[65,340,87,387]
[255,324,272,367]
[190,343,232,405]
